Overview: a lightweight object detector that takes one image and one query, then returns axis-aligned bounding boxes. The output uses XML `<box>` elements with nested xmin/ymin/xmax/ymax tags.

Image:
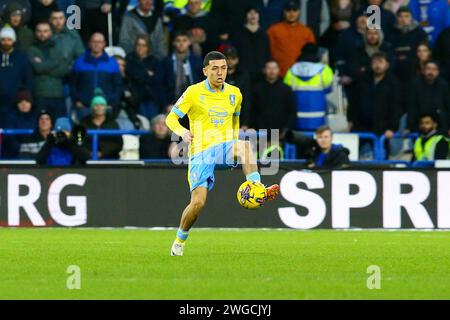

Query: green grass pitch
<box><xmin>0</xmin><ymin>228</ymin><xmax>449</xmax><ymax>299</ymax></box>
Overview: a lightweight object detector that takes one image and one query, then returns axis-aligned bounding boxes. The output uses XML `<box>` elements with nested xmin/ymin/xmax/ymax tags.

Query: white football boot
<box><xmin>170</xmin><ymin>240</ymin><xmax>185</xmax><ymax>256</ymax></box>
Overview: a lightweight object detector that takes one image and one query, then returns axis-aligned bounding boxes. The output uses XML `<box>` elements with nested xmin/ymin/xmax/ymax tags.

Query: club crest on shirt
<box><xmin>229</xmin><ymin>94</ymin><xmax>236</xmax><ymax>106</ymax></box>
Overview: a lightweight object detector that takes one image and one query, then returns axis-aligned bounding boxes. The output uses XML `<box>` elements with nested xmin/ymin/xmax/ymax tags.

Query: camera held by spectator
<box><xmin>36</xmin><ymin>117</ymin><xmax>90</xmax><ymax>166</ymax></box>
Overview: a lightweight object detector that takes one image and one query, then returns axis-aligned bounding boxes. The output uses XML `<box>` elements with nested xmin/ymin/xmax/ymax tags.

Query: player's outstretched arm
<box><xmin>166</xmin><ymin>111</ymin><xmax>193</xmax><ymax>144</ymax></box>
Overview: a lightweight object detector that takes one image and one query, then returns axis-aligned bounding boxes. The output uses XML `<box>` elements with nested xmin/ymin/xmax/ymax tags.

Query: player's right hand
<box><xmin>182</xmin><ymin>130</ymin><xmax>193</xmax><ymax>144</ymax></box>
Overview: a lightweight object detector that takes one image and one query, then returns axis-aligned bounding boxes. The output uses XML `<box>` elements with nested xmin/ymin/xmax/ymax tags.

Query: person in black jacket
<box><xmin>230</xmin><ymin>6</ymin><xmax>270</xmax><ymax>82</ymax></box>
<box><xmin>407</xmin><ymin>60</ymin><xmax>450</xmax><ymax>136</ymax></box>
<box><xmin>125</xmin><ymin>34</ymin><xmax>170</xmax><ymax>121</ymax></box>
<box><xmin>223</xmin><ymin>46</ymin><xmax>251</xmax><ymax>128</ymax></box>
<box><xmin>139</xmin><ymin>114</ymin><xmax>173</xmax><ymax>159</ymax></box>
<box><xmin>433</xmin><ymin>26</ymin><xmax>450</xmax><ymax>84</ymax></box>
<box><xmin>251</xmin><ymin>60</ymin><xmax>295</xmax><ymax>138</ymax></box>
<box><xmin>285</xmin><ymin>125</ymin><xmax>350</xmax><ymax>168</ymax></box>
<box><xmin>389</xmin><ymin>7</ymin><xmax>428</xmax><ymax>83</ymax></box>
<box><xmin>36</xmin><ymin>117</ymin><xmax>90</xmax><ymax>166</ymax></box>
<box><xmin>80</xmin><ymin>94</ymin><xmax>123</xmax><ymax>159</ymax></box>
<box><xmin>350</xmin><ymin>52</ymin><xmax>402</xmax><ymax>137</ymax></box>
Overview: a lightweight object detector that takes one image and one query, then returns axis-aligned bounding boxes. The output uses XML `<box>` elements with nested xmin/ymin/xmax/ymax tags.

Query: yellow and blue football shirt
<box><xmin>171</xmin><ymin>80</ymin><xmax>242</xmax><ymax>156</ymax></box>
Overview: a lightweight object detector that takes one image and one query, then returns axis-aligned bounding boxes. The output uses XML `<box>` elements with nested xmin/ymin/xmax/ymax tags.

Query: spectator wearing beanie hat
<box><xmin>80</xmin><ymin>93</ymin><xmax>123</xmax><ymax>159</ymax></box>
<box><xmin>0</xmin><ymin>26</ymin><xmax>32</xmax><ymax>128</ymax></box>
<box><xmin>18</xmin><ymin>110</ymin><xmax>53</xmax><ymax>159</ymax></box>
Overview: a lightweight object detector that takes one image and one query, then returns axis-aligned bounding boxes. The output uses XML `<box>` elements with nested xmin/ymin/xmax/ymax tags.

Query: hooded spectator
<box><xmin>2</xmin><ymin>2</ymin><xmax>33</xmax><ymax>49</ymax></box>
<box><xmin>0</xmin><ymin>0</ymin><xmax>30</xmax><ymax>24</ymax></box>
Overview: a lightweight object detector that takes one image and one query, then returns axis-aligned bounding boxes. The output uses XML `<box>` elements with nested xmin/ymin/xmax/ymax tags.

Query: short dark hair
<box><xmin>50</xmin><ymin>8</ymin><xmax>65</xmax><ymax>15</ymax></box>
<box><xmin>424</xmin><ymin>59</ymin><xmax>440</xmax><ymax>69</ymax></box>
<box><xmin>396</xmin><ymin>6</ymin><xmax>412</xmax><ymax>16</ymax></box>
<box><xmin>371</xmin><ymin>52</ymin><xmax>389</xmax><ymax>63</ymax></box>
<box><xmin>420</xmin><ymin>112</ymin><xmax>439</xmax><ymax>123</ymax></box>
<box><xmin>203</xmin><ymin>51</ymin><xmax>226</xmax><ymax>67</ymax></box>
<box><xmin>173</xmin><ymin>29</ymin><xmax>190</xmax><ymax>41</ymax></box>
<box><xmin>316</xmin><ymin>125</ymin><xmax>332</xmax><ymax>135</ymax></box>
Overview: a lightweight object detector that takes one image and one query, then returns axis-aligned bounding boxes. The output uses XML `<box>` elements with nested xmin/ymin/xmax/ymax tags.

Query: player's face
<box><xmin>203</xmin><ymin>59</ymin><xmax>228</xmax><ymax>87</ymax></box>
<box><xmin>316</xmin><ymin>130</ymin><xmax>333</xmax><ymax>151</ymax></box>
<box><xmin>419</xmin><ymin>117</ymin><xmax>436</xmax><ymax>134</ymax></box>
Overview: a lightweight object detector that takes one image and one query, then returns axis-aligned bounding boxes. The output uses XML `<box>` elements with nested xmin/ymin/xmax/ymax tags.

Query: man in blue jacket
<box><xmin>409</xmin><ymin>0</ymin><xmax>450</xmax><ymax>44</ymax></box>
<box><xmin>71</xmin><ymin>32</ymin><xmax>123</xmax><ymax>121</ymax></box>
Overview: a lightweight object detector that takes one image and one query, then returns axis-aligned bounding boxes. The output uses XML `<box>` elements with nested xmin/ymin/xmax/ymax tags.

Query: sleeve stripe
<box><xmin>172</xmin><ymin>106</ymin><xmax>186</xmax><ymax>118</ymax></box>
<box><xmin>233</xmin><ymin>112</ymin><xmax>240</xmax><ymax>116</ymax></box>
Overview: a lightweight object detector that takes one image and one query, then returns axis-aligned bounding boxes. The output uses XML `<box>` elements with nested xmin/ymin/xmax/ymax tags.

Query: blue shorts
<box><xmin>188</xmin><ymin>140</ymin><xmax>238</xmax><ymax>191</ymax></box>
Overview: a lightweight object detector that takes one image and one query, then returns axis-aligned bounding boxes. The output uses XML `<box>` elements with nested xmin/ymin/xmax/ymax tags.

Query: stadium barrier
<box><xmin>0</xmin><ymin>163</ymin><xmax>449</xmax><ymax>229</ymax></box>
<box><xmin>0</xmin><ymin>129</ymin><xmax>419</xmax><ymax>162</ymax></box>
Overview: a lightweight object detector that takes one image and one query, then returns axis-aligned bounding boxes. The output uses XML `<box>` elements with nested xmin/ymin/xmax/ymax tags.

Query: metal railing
<box><xmin>0</xmin><ymin>128</ymin><xmax>436</xmax><ymax>166</ymax></box>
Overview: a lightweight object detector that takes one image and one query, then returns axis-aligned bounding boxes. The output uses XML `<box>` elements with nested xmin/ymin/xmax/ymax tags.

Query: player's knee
<box><xmin>190</xmin><ymin>197</ymin><xmax>206</xmax><ymax>211</ymax></box>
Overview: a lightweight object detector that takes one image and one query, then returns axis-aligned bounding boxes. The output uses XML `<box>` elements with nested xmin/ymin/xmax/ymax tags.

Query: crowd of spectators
<box><xmin>0</xmin><ymin>0</ymin><xmax>449</xmax><ymax>163</ymax></box>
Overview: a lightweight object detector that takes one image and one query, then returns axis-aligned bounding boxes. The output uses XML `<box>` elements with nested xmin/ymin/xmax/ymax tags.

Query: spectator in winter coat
<box><xmin>80</xmin><ymin>94</ymin><xmax>123</xmax><ymax>159</ymax></box>
<box><xmin>2</xmin><ymin>89</ymin><xmax>37</xmax><ymax>158</ymax></box>
<box><xmin>389</xmin><ymin>7</ymin><xmax>428</xmax><ymax>82</ymax></box>
<box><xmin>139</xmin><ymin>114</ymin><xmax>173</xmax><ymax>159</ymax></box>
<box><xmin>0</xmin><ymin>0</ymin><xmax>30</xmax><ymax>24</ymax></box>
<box><xmin>231</xmin><ymin>6</ymin><xmax>270</xmax><ymax>82</ymax></box>
<box><xmin>19</xmin><ymin>110</ymin><xmax>53</xmax><ymax>159</ymax></box>
<box><xmin>251</xmin><ymin>60</ymin><xmax>296</xmax><ymax>137</ymax></box>
<box><xmin>49</xmin><ymin>8</ymin><xmax>85</xmax><ymax>68</ymax></box>
<box><xmin>409</xmin><ymin>0</ymin><xmax>450</xmax><ymax>45</ymax></box>
<box><xmin>172</xmin><ymin>0</ymin><xmax>217</xmax><ymax>56</ymax></box>
<box><xmin>28</xmin><ymin>21</ymin><xmax>70</xmax><ymax>119</ymax></box>
<box><xmin>407</xmin><ymin>60</ymin><xmax>450</xmax><ymax>135</ymax></box>
<box><xmin>2</xmin><ymin>2</ymin><xmax>33</xmax><ymax>50</ymax></box>
<box><xmin>29</xmin><ymin>0</ymin><xmax>59</xmax><ymax>30</ymax></box>
<box><xmin>433</xmin><ymin>26</ymin><xmax>450</xmax><ymax>84</ymax></box>
<box><xmin>223</xmin><ymin>46</ymin><xmax>251</xmax><ymax>128</ymax></box>
<box><xmin>284</xmin><ymin>43</ymin><xmax>333</xmax><ymax>131</ymax></box>
<box><xmin>71</xmin><ymin>32</ymin><xmax>123</xmax><ymax>120</ymax></box>
<box><xmin>349</xmin><ymin>52</ymin><xmax>402</xmax><ymax>136</ymax></box>
<box><xmin>162</xmin><ymin>30</ymin><xmax>202</xmax><ymax>102</ymax></box>
<box><xmin>119</xmin><ymin>0</ymin><xmax>167</xmax><ymax>58</ymax></box>
<box><xmin>0</xmin><ymin>27</ymin><xmax>32</xmax><ymax>127</ymax></box>
<box><xmin>126</xmin><ymin>35</ymin><xmax>171</xmax><ymax>120</ymax></box>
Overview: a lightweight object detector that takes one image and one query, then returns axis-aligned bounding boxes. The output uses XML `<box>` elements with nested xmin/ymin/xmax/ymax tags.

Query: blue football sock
<box><xmin>246</xmin><ymin>171</ymin><xmax>261</xmax><ymax>183</ymax></box>
<box><xmin>176</xmin><ymin>228</ymin><xmax>189</xmax><ymax>243</ymax></box>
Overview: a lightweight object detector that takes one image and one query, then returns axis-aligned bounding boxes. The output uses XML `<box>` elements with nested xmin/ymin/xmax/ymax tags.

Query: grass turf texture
<box><xmin>0</xmin><ymin>228</ymin><xmax>449</xmax><ymax>299</ymax></box>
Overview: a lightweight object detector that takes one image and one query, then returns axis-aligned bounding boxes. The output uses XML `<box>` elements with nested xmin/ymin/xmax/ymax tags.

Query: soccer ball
<box><xmin>236</xmin><ymin>181</ymin><xmax>267</xmax><ymax>210</ymax></box>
